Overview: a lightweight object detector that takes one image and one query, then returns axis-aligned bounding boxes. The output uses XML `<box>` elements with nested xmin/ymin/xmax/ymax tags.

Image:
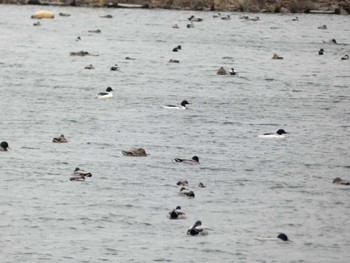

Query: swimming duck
<box><xmin>258</xmin><ymin>129</ymin><xmax>288</xmax><ymax>138</ymax></box>
<box><xmin>100</xmin><ymin>15</ymin><xmax>113</xmax><ymax>18</ymax></box>
<box><xmin>187</xmin><ymin>220</ymin><xmax>208</xmax><ymax>236</ymax></box>
<box><xmin>0</xmin><ymin>141</ymin><xmax>10</xmax><ymax>151</ymax></box>
<box><xmin>177</xmin><ymin>180</ymin><xmax>189</xmax><ymax>186</ymax></box>
<box><xmin>33</xmin><ymin>21</ymin><xmax>41</xmax><ymax>26</ymax></box>
<box><xmin>162</xmin><ymin>100</ymin><xmax>190</xmax><ymax>110</ymax></box>
<box><xmin>169</xmin><ymin>59</ymin><xmax>180</xmax><ymax>63</ymax></box>
<box><xmin>70</xmin><ymin>167</ymin><xmax>92</xmax><ymax>181</ymax></box>
<box><xmin>76</xmin><ymin>36</ymin><xmax>81</xmax><ymax>41</ymax></box>
<box><xmin>250</xmin><ymin>16</ymin><xmax>260</xmax><ymax>21</ymax></box>
<box><xmin>257</xmin><ymin>233</ymin><xmax>292</xmax><ymax>242</ymax></box>
<box><xmin>318</xmin><ymin>48</ymin><xmax>324</xmax><ymax>55</ymax></box>
<box><xmin>88</xmin><ymin>29</ymin><xmax>101</xmax><ymax>33</ymax></box>
<box><xmin>175</xmin><ymin>156</ymin><xmax>199</xmax><ymax>164</ymax></box>
<box><xmin>188</xmin><ymin>15</ymin><xmax>203</xmax><ymax>22</ymax></box>
<box><xmin>322</xmin><ymin>39</ymin><xmax>337</xmax><ymax>44</ymax></box>
<box><xmin>317</xmin><ymin>25</ymin><xmax>327</xmax><ymax>29</ymax></box>
<box><xmin>333</xmin><ymin>177</ymin><xmax>350</xmax><ymax>185</ymax></box>
<box><xmin>272</xmin><ymin>53</ymin><xmax>283</xmax><ymax>60</ymax></box>
<box><xmin>172</xmin><ymin>24</ymin><xmax>179</xmax><ymax>29</ymax></box>
<box><xmin>221</xmin><ymin>15</ymin><xmax>231</xmax><ymax>20</ymax></box>
<box><xmin>341</xmin><ymin>55</ymin><xmax>349</xmax><ymax>60</ymax></box>
<box><xmin>84</xmin><ymin>64</ymin><xmax>95</xmax><ymax>70</ymax></box>
<box><xmin>122</xmin><ymin>148</ymin><xmax>147</xmax><ymax>157</ymax></box>
<box><xmin>198</xmin><ymin>182</ymin><xmax>206</xmax><ymax>188</ymax></box>
<box><xmin>125</xmin><ymin>57</ymin><xmax>136</xmax><ymax>60</ymax></box>
<box><xmin>292</xmin><ymin>16</ymin><xmax>299</xmax><ymax>21</ymax></box>
<box><xmin>96</xmin><ymin>87</ymin><xmax>113</xmax><ymax>99</ymax></box>
<box><xmin>168</xmin><ymin>206</ymin><xmax>186</xmax><ymax>219</ymax></box>
<box><xmin>52</xmin><ymin>134</ymin><xmax>68</xmax><ymax>143</ymax></box>
<box><xmin>213</xmin><ymin>13</ymin><xmax>221</xmax><ymax>18</ymax></box>
<box><xmin>187</xmin><ymin>22</ymin><xmax>194</xmax><ymax>28</ymax></box>
<box><xmin>59</xmin><ymin>12</ymin><xmax>71</xmax><ymax>17</ymax></box>
<box><xmin>239</xmin><ymin>15</ymin><xmax>249</xmax><ymax>20</ymax></box>
<box><xmin>110</xmin><ymin>64</ymin><xmax>119</xmax><ymax>71</ymax></box>
<box><xmin>172</xmin><ymin>45</ymin><xmax>182</xmax><ymax>52</ymax></box>
<box><xmin>229</xmin><ymin>68</ymin><xmax>237</xmax><ymax>75</ymax></box>
<box><xmin>217</xmin><ymin>67</ymin><xmax>228</xmax><ymax>75</ymax></box>
<box><xmin>179</xmin><ymin>187</ymin><xmax>195</xmax><ymax>197</ymax></box>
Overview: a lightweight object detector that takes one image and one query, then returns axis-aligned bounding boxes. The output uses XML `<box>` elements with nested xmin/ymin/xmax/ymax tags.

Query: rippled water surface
<box><xmin>1</xmin><ymin>4</ymin><xmax>350</xmax><ymax>262</ymax></box>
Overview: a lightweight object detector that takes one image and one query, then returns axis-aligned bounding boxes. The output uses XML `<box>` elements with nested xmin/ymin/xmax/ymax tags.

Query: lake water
<box><xmin>0</xmin><ymin>4</ymin><xmax>350</xmax><ymax>262</ymax></box>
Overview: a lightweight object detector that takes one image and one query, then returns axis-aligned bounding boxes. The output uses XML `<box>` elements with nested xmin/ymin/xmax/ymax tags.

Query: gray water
<box><xmin>1</xmin><ymin>4</ymin><xmax>350</xmax><ymax>262</ymax></box>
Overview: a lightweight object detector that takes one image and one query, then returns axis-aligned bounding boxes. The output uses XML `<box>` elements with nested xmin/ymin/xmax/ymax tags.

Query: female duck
<box><xmin>70</xmin><ymin>167</ymin><xmax>92</xmax><ymax>181</ymax></box>
<box><xmin>258</xmin><ymin>129</ymin><xmax>288</xmax><ymax>138</ymax></box>
<box><xmin>163</xmin><ymin>100</ymin><xmax>190</xmax><ymax>110</ymax></box>
<box><xmin>179</xmin><ymin>187</ymin><xmax>195</xmax><ymax>197</ymax></box>
<box><xmin>122</xmin><ymin>148</ymin><xmax>147</xmax><ymax>157</ymax></box>
<box><xmin>96</xmin><ymin>87</ymin><xmax>113</xmax><ymax>99</ymax></box>
<box><xmin>333</xmin><ymin>177</ymin><xmax>350</xmax><ymax>185</ymax></box>
<box><xmin>168</xmin><ymin>206</ymin><xmax>186</xmax><ymax>219</ymax></box>
<box><xmin>187</xmin><ymin>220</ymin><xmax>208</xmax><ymax>236</ymax></box>
<box><xmin>175</xmin><ymin>156</ymin><xmax>199</xmax><ymax>164</ymax></box>
<box><xmin>0</xmin><ymin>141</ymin><xmax>10</xmax><ymax>151</ymax></box>
<box><xmin>53</xmin><ymin>134</ymin><xmax>68</xmax><ymax>143</ymax></box>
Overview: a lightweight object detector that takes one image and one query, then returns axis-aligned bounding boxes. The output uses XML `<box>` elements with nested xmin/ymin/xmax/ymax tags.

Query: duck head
<box><xmin>276</xmin><ymin>129</ymin><xmax>288</xmax><ymax>135</ymax></box>
<box><xmin>106</xmin><ymin>87</ymin><xmax>113</xmax><ymax>92</ymax></box>
<box><xmin>1</xmin><ymin>141</ymin><xmax>9</xmax><ymax>150</ymax></box>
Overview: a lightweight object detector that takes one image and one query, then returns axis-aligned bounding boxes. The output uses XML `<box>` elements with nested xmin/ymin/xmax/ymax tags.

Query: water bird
<box><xmin>333</xmin><ymin>177</ymin><xmax>350</xmax><ymax>185</ymax></box>
<box><xmin>172</xmin><ymin>45</ymin><xmax>182</xmax><ymax>52</ymax></box>
<box><xmin>318</xmin><ymin>25</ymin><xmax>327</xmax><ymax>29</ymax></box>
<box><xmin>179</xmin><ymin>187</ymin><xmax>195</xmax><ymax>197</ymax></box>
<box><xmin>198</xmin><ymin>182</ymin><xmax>206</xmax><ymax>188</ymax></box>
<box><xmin>96</xmin><ymin>87</ymin><xmax>113</xmax><ymax>99</ymax></box>
<box><xmin>341</xmin><ymin>55</ymin><xmax>349</xmax><ymax>60</ymax></box>
<box><xmin>187</xmin><ymin>22</ymin><xmax>194</xmax><ymax>28</ymax></box>
<box><xmin>59</xmin><ymin>12</ymin><xmax>71</xmax><ymax>17</ymax></box>
<box><xmin>221</xmin><ymin>15</ymin><xmax>231</xmax><ymax>20</ymax></box>
<box><xmin>177</xmin><ymin>180</ymin><xmax>188</xmax><ymax>186</ymax></box>
<box><xmin>33</xmin><ymin>21</ymin><xmax>41</xmax><ymax>26</ymax></box>
<box><xmin>229</xmin><ymin>68</ymin><xmax>237</xmax><ymax>75</ymax></box>
<box><xmin>322</xmin><ymin>39</ymin><xmax>337</xmax><ymax>44</ymax></box>
<box><xmin>125</xmin><ymin>57</ymin><xmax>136</xmax><ymax>60</ymax></box>
<box><xmin>172</xmin><ymin>24</ymin><xmax>179</xmax><ymax>29</ymax></box>
<box><xmin>258</xmin><ymin>129</ymin><xmax>288</xmax><ymax>138</ymax></box>
<box><xmin>70</xmin><ymin>167</ymin><xmax>92</xmax><ymax>181</ymax></box>
<box><xmin>168</xmin><ymin>206</ymin><xmax>186</xmax><ymax>219</ymax></box>
<box><xmin>100</xmin><ymin>15</ymin><xmax>112</xmax><ymax>18</ymax></box>
<box><xmin>169</xmin><ymin>59</ymin><xmax>180</xmax><ymax>63</ymax></box>
<box><xmin>213</xmin><ymin>13</ymin><xmax>221</xmax><ymax>18</ymax></box>
<box><xmin>88</xmin><ymin>29</ymin><xmax>101</xmax><ymax>33</ymax></box>
<box><xmin>188</xmin><ymin>15</ymin><xmax>203</xmax><ymax>22</ymax></box>
<box><xmin>0</xmin><ymin>141</ymin><xmax>10</xmax><ymax>151</ymax></box>
<box><xmin>52</xmin><ymin>134</ymin><xmax>68</xmax><ymax>143</ymax></box>
<box><xmin>162</xmin><ymin>100</ymin><xmax>190</xmax><ymax>110</ymax></box>
<box><xmin>187</xmin><ymin>220</ymin><xmax>208</xmax><ymax>236</ymax></box>
<box><xmin>272</xmin><ymin>53</ymin><xmax>283</xmax><ymax>60</ymax></box>
<box><xmin>318</xmin><ymin>48</ymin><xmax>324</xmax><ymax>55</ymax></box>
<box><xmin>257</xmin><ymin>233</ymin><xmax>292</xmax><ymax>242</ymax></box>
<box><xmin>217</xmin><ymin>67</ymin><xmax>228</xmax><ymax>75</ymax></box>
<box><xmin>292</xmin><ymin>16</ymin><xmax>299</xmax><ymax>21</ymax></box>
<box><xmin>84</xmin><ymin>64</ymin><xmax>95</xmax><ymax>70</ymax></box>
<box><xmin>122</xmin><ymin>148</ymin><xmax>147</xmax><ymax>157</ymax></box>
<box><xmin>175</xmin><ymin>156</ymin><xmax>199</xmax><ymax>164</ymax></box>
<box><xmin>110</xmin><ymin>64</ymin><xmax>119</xmax><ymax>71</ymax></box>
<box><xmin>76</xmin><ymin>36</ymin><xmax>81</xmax><ymax>41</ymax></box>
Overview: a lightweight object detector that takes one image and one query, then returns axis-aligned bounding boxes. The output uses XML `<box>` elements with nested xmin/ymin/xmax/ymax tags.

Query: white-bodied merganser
<box><xmin>258</xmin><ymin>129</ymin><xmax>288</xmax><ymax>138</ymax></box>
<box><xmin>96</xmin><ymin>87</ymin><xmax>113</xmax><ymax>99</ymax></box>
<box><xmin>163</xmin><ymin>100</ymin><xmax>190</xmax><ymax>110</ymax></box>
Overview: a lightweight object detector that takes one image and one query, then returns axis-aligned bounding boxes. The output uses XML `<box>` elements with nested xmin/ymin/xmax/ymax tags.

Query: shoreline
<box><xmin>0</xmin><ymin>0</ymin><xmax>349</xmax><ymax>15</ymax></box>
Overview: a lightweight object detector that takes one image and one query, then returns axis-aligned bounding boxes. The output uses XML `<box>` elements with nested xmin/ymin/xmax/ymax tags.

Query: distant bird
<box><xmin>0</xmin><ymin>141</ymin><xmax>10</xmax><ymax>151</ymax></box>
<box><xmin>213</xmin><ymin>13</ymin><xmax>221</xmax><ymax>18</ymax></box>
<box><xmin>221</xmin><ymin>15</ymin><xmax>231</xmax><ymax>20</ymax></box>
<box><xmin>52</xmin><ymin>134</ymin><xmax>68</xmax><ymax>143</ymax></box>
<box><xmin>175</xmin><ymin>156</ymin><xmax>199</xmax><ymax>164</ymax></box>
<box><xmin>122</xmin><ymin>148</ymin><xmax>147</xmax><ymax>157</ymax></box>
<box><xmin>162</xmin><ymin>100</ymin><xmax>190</xmax><ymax>110</ymax></box>
<box><xmin>84</xmin><ymin>64</ymin><xmax>95</xmax><ymax>70</ymax></box>
<box><xmin>76</xmin><ymin>36</ymin><xmax>81</xmax><ymax>41</ymax></box>
<box><xmin>100</xmin><ymin>15</ymin><xmax>112</xmax><ymax>18</ymax></box>
<box><xmin>96</xmin><ymin>87</ymin><xmax>113</xmax><ymax>99</ymax></box>
<box><xmin>88</xmin><ymin>29</ymin><xmax>101</xmax><ymax>33</ymax></box>
<box><xmin>187</xmin><ymin>220</ymin><xmax>208</xmax><ymax>236</ymax></box>
<box><xmin>272</xmin><ymin>53</ymin><xmax>284</xmax><ymax>60</ymax></box>
<box><xmin>179</xmin><ymin>187</ymin><xmax>195</xmax><ymax>197</ymax></box>
<box><xmin>177</xmin><ymin>180</ymin><xmax>188</xmax><ymax>186</ymax></box>
<box><xmin>187</xmin><ymin>22</ymin><xmax>194</xmax><ymax>28</ymax></box>
<box><xmin>292</xmin><ymin>16</ymin><xmax>299</xmax><ymax>21</ymax></box>
<box><xmin>229</xmin><ymin>68</ymin><xmax>237</xmax><ymax>75</ymax></box>
<box><xmin>59</xmin><ymin>12</ymin><xmax>71</xmax><ymax>17</ymax></box>
<box><xmin>70</xmin><ymin>167</ymin><xmax>92</xmax><ymax>181</ymax></box>
<box><xmin>341</xmin><ymin>55</ymin><xmax>349</xmax><ymax>60</ymax></box>
<box><xmin>322</xmin><ymin>39</ymin><xmax>337</xmax><ymax>44</ymax></box>
<box><xmin>169</xmin><ymin>59</ymin><xmax>180</xmax><ymax>63</ymax></box>
<box><xmin>110</xmin><ymin>64</ymin><xmax>119</xmax><ymax>71</ymax></box>
<box><xmin>317</xmin><ymin>25</ymin><xmax>327</xmax><ymax>29</ymax></box>
<box><xmin>217</xmin><ymin>67</ymin><xmax>228</xmax><ymax>75</ymax></box>
<box><xmin>168</xmin><ymin>206</ymin><xmax>186</xmax><ymax>219</ymax></box>
<box><xmin>198</xmin><ymin>182</ymin><xmax>206</xmax><ymax>188</ymax></box>
<box><xmin>333</xmin><ymin>177</ymin><xmax>350</xmax><ymax>185</ymax></box>
<box><xmin>318</xmin><ymin>48</ymin><xmax>324</xmax><ymax>55</ymax></box>
<box><xmin>258</xmin><ymin>129</ymin><xmax>288</xmax><ymax>138</ymax></box>
<box><xmin>125</xmin><ymin>57</ymin><xmax>136</xmax><ymax>60</ymax></box>
<box><xmin>172</xmin><ymin>24</ymin><xmax>179</xmax><ymax>29</ymax></box>
<box><xmin>257</xmin><ymin>233</ymin><xmax>292</xmax><ymax>242</ymax></box>
<box><xmin>33</xmin><ymin>21</ymin><xmax>41</xmax><ymax>26</ymax></box>
<box><xmin>172</xmin><ymin>45</ymin><xmax>182</xmax><ymax>52</ymax></box>
<box><xmin>188</xmin><ymin>15</ymin><xmax>203</xmax><ymax>22</ymax></box>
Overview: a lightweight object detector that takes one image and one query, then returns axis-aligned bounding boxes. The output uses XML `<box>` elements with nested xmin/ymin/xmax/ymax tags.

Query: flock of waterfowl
<box><xmin>2</xmin><ymin>8</ymin><xmax>349</xmax><ymax>243</ymax></box>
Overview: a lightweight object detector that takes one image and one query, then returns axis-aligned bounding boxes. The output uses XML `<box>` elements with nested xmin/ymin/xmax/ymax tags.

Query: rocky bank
<box><xmin>0</xmin><ymin>0</ymin><xmax>349</xmax><ymax>14</ymax></box>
